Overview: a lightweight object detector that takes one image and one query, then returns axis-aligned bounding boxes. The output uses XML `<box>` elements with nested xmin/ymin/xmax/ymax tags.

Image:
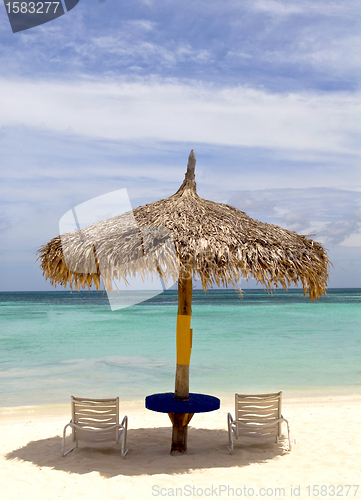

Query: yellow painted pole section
<box><xmin>176</xmin><ymin>314</ymin><xmax>192</xmax><ymax>365</ymax></box>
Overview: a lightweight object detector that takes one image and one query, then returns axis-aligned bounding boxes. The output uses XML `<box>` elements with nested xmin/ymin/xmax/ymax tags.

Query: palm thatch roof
<box><xmin>37</xmin><ymin>150</ymin><xmax>331</xmax><ymax>300</ymax></box>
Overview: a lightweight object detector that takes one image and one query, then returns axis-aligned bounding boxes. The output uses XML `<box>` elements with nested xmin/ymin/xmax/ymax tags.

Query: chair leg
<box><xmin>120</xmin><ymin>416</ymin><xmax>128</xmax><ymax>458</ymax></box>
<box><xmin>62</xmin><ymin>446</ymin><xmax>74</xmax><ymax>457</ymax></box>
<box><xmin>227</xmin><ymin>413</ymin><xmax>234</xmax><ymax>454</ymax></box>
<box><xmin>62</xmin><ymin>423</ymin><xmax>75</xmax><ymax>456</ymax></box>
<box><xmin>279</xmin><ymin>418</ymin><xmax>292</xmax><ymax>451</ymax></box>
<box><xmin>286</xmin><ymin>419</ymin><xmax>292</xmax><ymax>451</ymax></box>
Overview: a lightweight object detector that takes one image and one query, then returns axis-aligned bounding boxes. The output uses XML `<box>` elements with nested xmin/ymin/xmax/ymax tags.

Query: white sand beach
<box><xmin>1</xmin><ymin>395</ymin><xmax>360</xmax><ymax>500</ymax></box>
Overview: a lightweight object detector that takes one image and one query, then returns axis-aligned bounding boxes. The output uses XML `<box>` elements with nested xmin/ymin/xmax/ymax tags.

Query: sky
<box><xmin>0</xmin><ymin>0</ymin><xmax>360</xmax><ymax>291</ymax></box>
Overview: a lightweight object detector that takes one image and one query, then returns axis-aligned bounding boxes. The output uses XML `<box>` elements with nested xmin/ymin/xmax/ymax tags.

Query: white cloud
<box><xmin>124</xmin><ymin>19</ymin><xmax>156</xmax><ymax>32</ymax></box>
<box><xmin>259</xmin><ymin>34</ymin><xmax>361</xmax><ymax>75</ymax></box>
<box><xmin>228</xmin><ymin>188</ymin><xmax>361</xmax><ymax>245</ymax></box>
<box><xmin>228</xmin><ymin>0</ymin><xmax>361</xmax><ymax>81</ymax></box>
<box><xmin>0</xmin><ymin>77</ymin><xmax>359</xmax><ymax>155</ymax></box>
<box><xmin>317</xmin><ymin>207</ymin><xmax>361</xmax><ymax>246</ymax></box>
<box><xmin>228</xmin><ymin>191</ymin><xmax>277</xmax><ymax>215</ymax></box>
<box><xmin>250</xmin><ymin>0</ymin><xmax>360</xmax><ymax>17</ymax></box>
<box><xmin>341</xmin><ymin>233</ymin><xmax>361</xmax><ymax>247</ymax></box>
<box><xmin>79</xmin><ymin>36</ymin><xmax>211</xmax><ymax>68</ymax></box>
<box><xmin>281</xmin><ymin>211</ymin><xmax>311</xmax><ymax>232</ymax></box>
<box><xmin>251</xmin><ymin>0</ymin><xmax>304</xmax><ymax>16</ymax></box>
<box><xmin>317</xmin><ymin>220</ymin><xmax>360</xmax><ymax>245</ymax></box>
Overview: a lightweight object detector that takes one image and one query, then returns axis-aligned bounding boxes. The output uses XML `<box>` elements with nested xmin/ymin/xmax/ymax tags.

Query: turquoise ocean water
<box><xmin>0</xmin><ymin>289</ymin><xmax>360</xmax><ymax>407</ymax></box>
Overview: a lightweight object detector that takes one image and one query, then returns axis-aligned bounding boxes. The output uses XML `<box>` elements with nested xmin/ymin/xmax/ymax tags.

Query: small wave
<box><xmin>0</xmin><ymin>366</ymin><xmax>59</xmax><ymax>378</ymax></box>
<box><xmin>60</xmin><ymin>355</ymin><xmax>168</xmax><ymax>367</ymax></box>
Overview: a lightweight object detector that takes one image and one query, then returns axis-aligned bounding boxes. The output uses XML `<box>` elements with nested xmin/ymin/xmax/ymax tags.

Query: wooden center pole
<box><xmin>171</xmin><ymin>267</ymin><xmax>193</xmax><ymax>454</ymax></box>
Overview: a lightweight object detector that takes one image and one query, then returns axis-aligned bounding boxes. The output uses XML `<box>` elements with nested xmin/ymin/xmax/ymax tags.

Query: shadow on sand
<box><xmin>5</xmin><ymin>426</ymin><xmax>290</xmax><ymax>478</ymax></box>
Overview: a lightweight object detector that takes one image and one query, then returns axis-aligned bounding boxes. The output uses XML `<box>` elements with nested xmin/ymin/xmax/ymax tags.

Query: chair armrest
<box><xmin>228</xmin><ymin>413</ymin><xmax>236</xmax><ymax>435</ymax></box>
<box><xmin>66</xmin><ymin>423</ymin><xmax>121</xmax><ymax>433</ymax></box>
<box><xmin>236</xmin><ymin>417</ymin><xmax>286</xmax><ymax>429</ymax></box>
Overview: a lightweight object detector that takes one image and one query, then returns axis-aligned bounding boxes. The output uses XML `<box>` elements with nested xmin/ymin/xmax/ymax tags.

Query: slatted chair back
<box><xmin>71</xmin><ymin>396</ymin><xmax>120</xmax><ymax>443</ymax></box>
<box><xmin>62</xmin><ymin>396</ymin><xmax>128</xmax><ymax>457</ymax></box>
<box><xmin>234</xmin><ymin>392</ymin><xmax>282</xmax><ymax>440</ymax></box>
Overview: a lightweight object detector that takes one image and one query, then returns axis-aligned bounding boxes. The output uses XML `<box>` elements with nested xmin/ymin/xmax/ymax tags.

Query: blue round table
<box><xmin>146</xmin><ymin>392</ymin><xmax>220</xmax><ymax>414</ymax></box>
<box><xmin>145</xmin><ymin>392</ymin><xmax>220</xmax><ymax>428</ymax></box>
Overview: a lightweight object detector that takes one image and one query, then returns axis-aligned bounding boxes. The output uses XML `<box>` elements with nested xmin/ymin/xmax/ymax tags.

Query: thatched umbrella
<box><xmin>37</xmin><ymin>150</ymin><xmax>330</xmax><ymax>453</ymax></box>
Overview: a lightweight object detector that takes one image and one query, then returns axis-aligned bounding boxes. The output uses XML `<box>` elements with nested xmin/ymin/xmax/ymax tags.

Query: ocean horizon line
<box><xmin>1</xmin><ymin>287</ymin><xmax>360</xmax><ymax>293</ymax></box>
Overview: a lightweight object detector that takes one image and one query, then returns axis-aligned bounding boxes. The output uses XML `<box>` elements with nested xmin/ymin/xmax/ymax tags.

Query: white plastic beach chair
<box><xmin>227</xmin><ymin>392</ymin><xmax>292</xmax><ymax>453</ymax></box>
<box><xmin>62</xmin><ymin>396</ymin><xmax>128</xmax><ymax>457</ymax></box>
